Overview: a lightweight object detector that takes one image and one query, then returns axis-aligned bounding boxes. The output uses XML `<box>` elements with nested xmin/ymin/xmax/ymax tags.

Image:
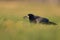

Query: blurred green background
<box><xmin>0</xmin><ymin>1</ymin><xmax>60</xmax><ymax>40</ymax></box>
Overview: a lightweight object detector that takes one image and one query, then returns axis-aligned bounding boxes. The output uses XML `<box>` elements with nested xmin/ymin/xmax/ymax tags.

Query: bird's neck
<box><xmin>29</xmin><ymin>16</ymin><xmax>35</xmax><ymax>20</ymax></box>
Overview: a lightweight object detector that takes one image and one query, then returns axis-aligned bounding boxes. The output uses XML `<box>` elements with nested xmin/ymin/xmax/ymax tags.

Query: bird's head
<box><xmin>28</xmin><ymin>14</ymin><xmax>34</xmax><ymax>17</ymax></box>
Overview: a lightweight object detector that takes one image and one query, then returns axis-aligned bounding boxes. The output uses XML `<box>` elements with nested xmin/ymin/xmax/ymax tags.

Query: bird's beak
<box><xmin>27</xmin><ymin>15</ymin><xmax>29</xmax><ymax>17</ymax></box>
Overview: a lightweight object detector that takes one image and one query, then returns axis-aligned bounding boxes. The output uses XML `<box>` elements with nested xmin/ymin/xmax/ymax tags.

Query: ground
<box><xmin>0</xmin><ymin>1</ymin><xmax>60</xmax><ymax>40</ymax></box>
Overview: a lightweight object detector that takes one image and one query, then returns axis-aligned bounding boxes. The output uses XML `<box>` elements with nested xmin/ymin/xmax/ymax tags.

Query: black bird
<box><xmin>28</xmin><ymin>14</ymin><xmax>57</xmax><ymax>25</ymax></box>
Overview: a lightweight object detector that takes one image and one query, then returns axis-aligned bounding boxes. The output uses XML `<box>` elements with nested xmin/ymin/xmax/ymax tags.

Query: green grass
<box><xmin>0</xmin><ymin>2</ymin><xmax>60</xmax><ymax>40</ymax></box>
<box><xmin>0</xmin><ymin>15</ymin><xmax>60</xmax><ymax>40</ymax></box>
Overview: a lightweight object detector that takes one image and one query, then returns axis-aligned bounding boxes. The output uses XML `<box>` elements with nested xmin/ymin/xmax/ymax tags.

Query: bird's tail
<box><xmin>48</xmin><ymin>21</ymin><xmax>57</xmax><ymax>25</ymax></box>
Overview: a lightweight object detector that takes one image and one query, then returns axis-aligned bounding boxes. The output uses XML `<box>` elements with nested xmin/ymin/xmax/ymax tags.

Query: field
<box><xmin>0</xmin><ymin>1</ymin><xmax>60</xmax><ymax>40</ymax></box>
